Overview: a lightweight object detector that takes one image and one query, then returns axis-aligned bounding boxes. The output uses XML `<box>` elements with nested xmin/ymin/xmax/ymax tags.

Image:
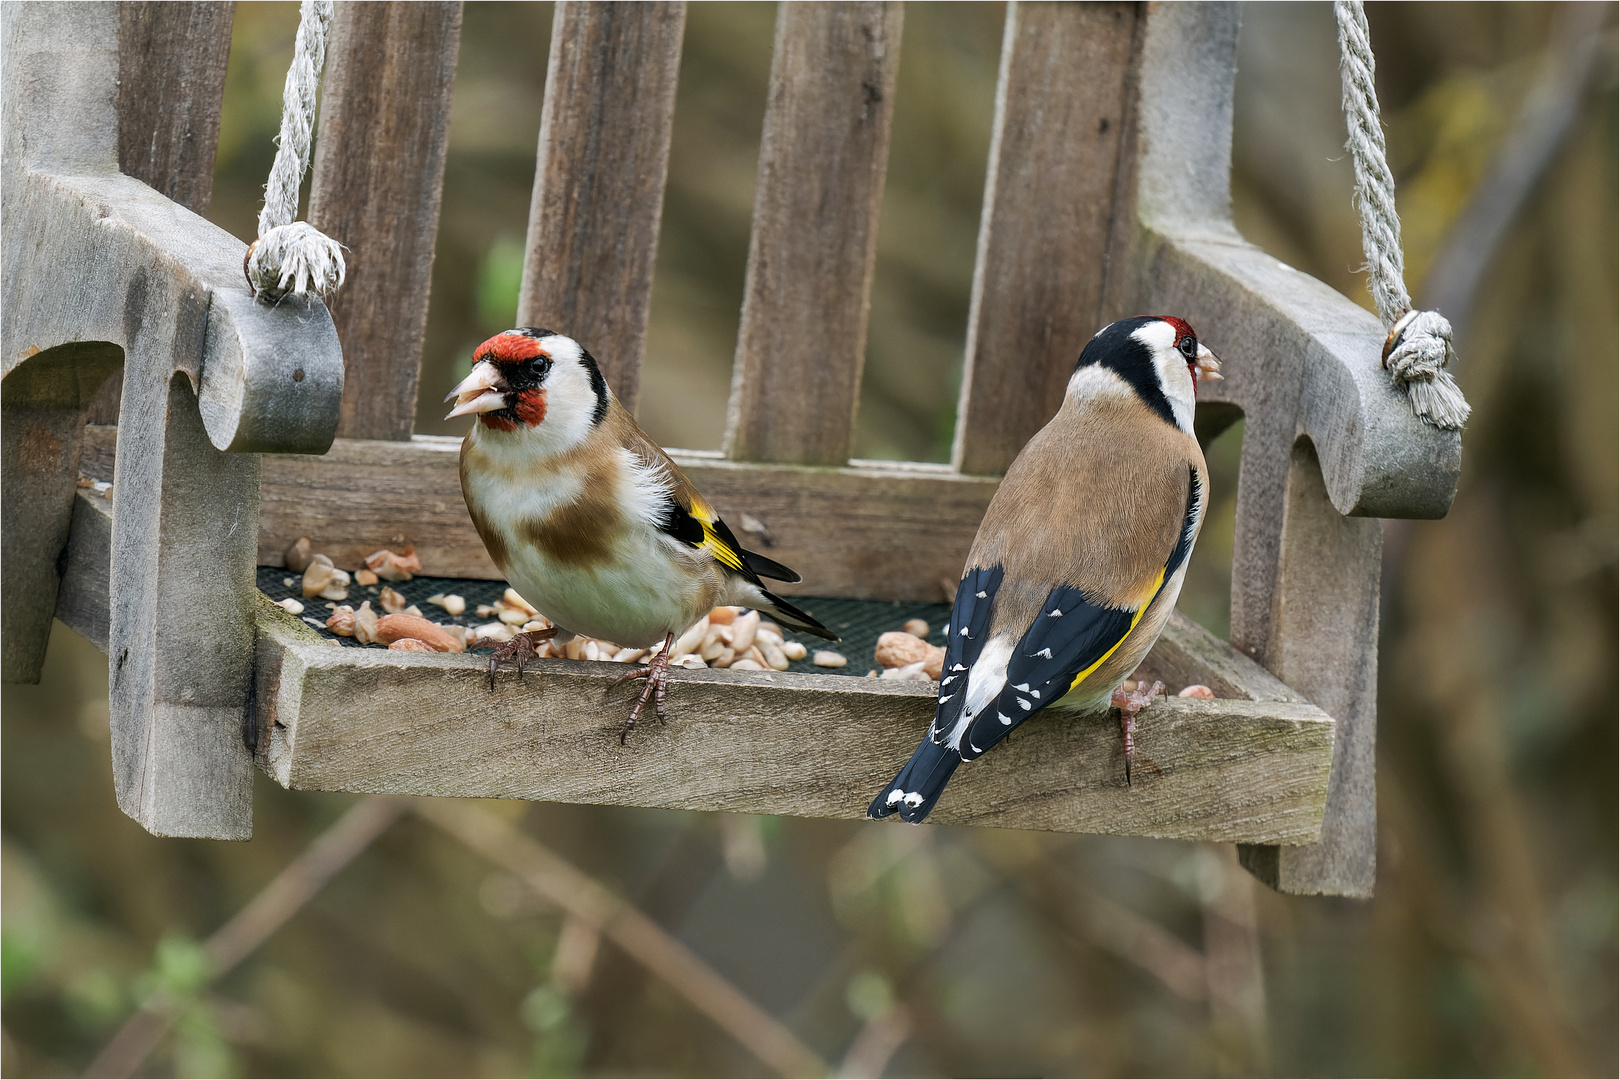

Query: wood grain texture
<box><xmin>723</xmin><ymin>2</ymin><xmax>902</xmax><ymax>466</ymax></box>
<box><xmin>309</xmin><ymin>1</ymin><xmax>463</xmax><ymax>442</ymax></box>
<box><xmin>55</xmin><ymin>489</ymin><xmax>115</xmax><ymax>654</ymax></box>
<box><xmin>951</xmin><ymin>1</ymin><xmax>1140</xmax><ymax>477</ymax></box>
<box><xmin>258</xmin><ymin>637</ymin><xmax>1332</xmax><ymax>844</ymax></box>
<box><xmin>2</xmin><ymin>346</ymin><xmax>122</xmax><ymax>681</ymax></box>
<box><xmin>518</xmin><ymin>1</ymin><xmax>685</xmax><ymax>416</ymax></box>
<box><xmin>80</xmin><ymin>428</ymin><xmax>1001</xmax><ymax>602</ymax></box>
<box><xmin>90</xmin><ymin>0</ymin><xmax>236</xmax><ymax>426</ymax></box>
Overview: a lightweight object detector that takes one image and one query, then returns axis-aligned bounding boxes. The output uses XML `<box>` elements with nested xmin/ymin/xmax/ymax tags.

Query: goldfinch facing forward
<box><xmin>869</xmin><ymin>316</ymin><xmax>1222</xmax><ymax>823</ymax></box>
<box><xmin>449</xmin><ymin>328</ymin><xmax>835</xmax><ymax>735</ymax></box>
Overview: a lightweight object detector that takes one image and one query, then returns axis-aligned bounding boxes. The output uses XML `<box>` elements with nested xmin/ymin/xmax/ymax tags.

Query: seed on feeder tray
<box><xmin>283</xmin><ymin>577</ymin><xmax>295</xmax><ymax>588</ymax></box>
<box><xmin>708</xmin><ymin>606</ymin><xmax>740</xmax><ymax>626</ymax></box>
<box><xmin>300</xmin><ymin>554</ymin><xmax>342</xmax><ymax>597</ymax></box>
<box><xmin>613</xmin><ymin>647</ymin><xmax>645</xmax><ymax>664</ymax></box>
<box><xmin>1121</xmin><ymin>679</ymin><xmax>1137</xmax><ymax>693</ymax></box>
<box><xmin>758</xmin><ymin>620</ymin><xmax>783</xmax><ymax>640</ymax></box>
<box><xmin>427</xmin><ymin>593</ymin><xmax>466</xmax><ymax>617</ymax></box>
<box><xmin>476</xmin><ymin>604</ymin><xmax>497</xmax><ymax>619</ymax></box>
<box><xmin>672</xmin><ymin>653</ymin><xmax>707</xmax><ymax>669</ymax></box>
<box><xmin>374</xmin><ymin>614</ymin><xmax>464</xmax><ymax>653</ymax></box>
<box><xmin>327</xmin><ymin>606</ymin><xmax>357</xmax><ymax>635</ymax></box>
<box><xmin>284</xmin><ymin>536</ymin><xmax>313</xmax><ymax>573</ymax></box>
<box><xmin>502</xmin><ymin>588</ymin><xmax>539</xmax><ymax>616</ymax></box>
<box><xmin>813</xmin><ymin>650</ymin><xmax>847</xmax><ymax>668</ymax></box>
<box><xmin>520</xmin><ymin>620</ymin><xmax>549</xmax><ymax>634</ymax></box>
<box><xmin>379</xmin><ymin>586</ymin><xmax>408</xmax><ymax>614</ymax></box>
<box><xmin>729</xmin><ymin>659</ymin><xmax>764</xmax><ymax>671</ymax></box>
<box><xmin>496</xmin><ymin>602</ymin><xmax>531</xmax><ymax>625</ymax></box>
<box><xmin>672</xmin><ymin>616</ymin><xmax>709</xmax><ymax>657</ymax></box>
<box><xmin>730</xmin><ymin>610</ymin><xmax>761</xmax><ymax>652</ymax></box>
<box><xmin>354</xmin><ymin>568</ymin><xmax>379</xmax><ymax>586</ymax></box>
<box><xmin>881</xmin><ymin>660</ymin><xmax>930</xmax><ymax>682</ymax></box>
<box><xmin>351</xmin><ymin>601</ymin><xmax>381</xmax><ymax>645</ymax></box>
<box><xmin>388</xmin><ymin>638</ymin><xmax>435</xmax><ymax>652</ymax></box>
<box><xmin>1178</xmin><ymin>684</ymin><xmax>1214</xmax><ymax>698</ymax></box>
<box><xmin>780</xmin><ymin>640</ymin><xmax>807</xmax><ymax>661</ymax></box>
<box><xmin>903</xmin><ymin>618</ymin><xmax>930</xmax><ymax>638</ymax></box>
<box><xmin>277</xmin><ymin>598</ymin><xmax>305</xmax><ymax>615</ymax></box>
<box><xmin>364</xmin><ymin>546</ymin><xmax>422</xmax><ymax>582</ymax></box>
<box><xmin>921</xmin><ymin>645</ymin><xmax>945</xmax><ymax>680</ymax></box>
<box><xmin>758</xmin><ymin>637</ymin><xmax>790</xmax><ymax>671</ymax></box>
<box><xmin>473</xmin><ymin>622</ymin><xmax>515</xmax><ymax>643</ymax></box>
<box><xmin>699</xmin><ymin>634</ymin><xmax>728</xmax><ymax>662</ymax></box>
<box><xmin>712</xmin><ymin>647</ymin><xmax>736</xmax><ymax>668</ymax></box>
<box><xmin>874</xmin><ymin>631</ymin><xmax>929</xmax><ymax>670</ymax></box>
<box><xmin>745</xmin><ymin>645</ymin><xmax>768</xmax><ymax>669</ymax></box>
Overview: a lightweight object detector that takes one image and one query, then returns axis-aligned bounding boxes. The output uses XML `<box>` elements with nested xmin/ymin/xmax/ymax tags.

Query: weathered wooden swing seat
<box><xmin>2</xmin><ymin>1</ymin><xmax>1460</xmax><ymax>898</ymax></box>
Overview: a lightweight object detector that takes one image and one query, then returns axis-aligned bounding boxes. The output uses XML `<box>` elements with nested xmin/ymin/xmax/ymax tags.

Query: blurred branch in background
<box><xmin>85</xmin><ymin>797</ymin><xmax>408</xmax><ymax>1078</ymax></box>
<box><xmin>416</xmin><ymin>800</ymin><xmax>829</xmax><ymax>1078</ymax></box>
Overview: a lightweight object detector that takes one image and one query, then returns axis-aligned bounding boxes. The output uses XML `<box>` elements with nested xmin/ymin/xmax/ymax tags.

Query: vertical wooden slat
<box><xmin>89</xmin><ymin>1</ymin><xmax>236</xmax><ymax>427</ymax></box>
<box><xmin>951</xmin><ymin>1</ymin><xmax>1139</xmax><ymax>477</ymax></box>
<box><xmin>723</xmin><ymin>1</ymin><xmax>903</xmax><ymax>467</ymax></box>
<box><xmin>518</xmin><ymin>1</ymin><xmax>686</xmax><ymax>417</ymax></box>
<box><xmin>309</xmin><ymin>1</ymin><xmax>463</xmax><ymax>442</ymax></box>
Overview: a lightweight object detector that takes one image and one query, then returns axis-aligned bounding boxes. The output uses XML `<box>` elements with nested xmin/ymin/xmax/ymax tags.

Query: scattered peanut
<box><xmin>427</xmin><ymin>593</ymin><xmax>466</xmax><ymax>617</ymax></box>
<box><xmin>729</xmin><ymin>659</ymin><xmax>764</xmax><ymax>671</ymax></box>
<box><xmin>352</xmin><ymin>601</ymin><xmax>380</xmax><ymax>645</ymax></box>
<box><xmin>502</xmin><ymin>588</ymin><xmax>539</xmax><ymax>616</ymax></box>
<box><xmin>730</xmin><ymin>610</ymin><xmax>761</xmax><ymax>652</ymax></box>
<box><xmin>866</xmin><ymin>669</ymin><xmax>880</xmax><ymax>677</ymax></box>
<box><xmin>1121</xmin><ymin>679</ymin><xmax>1138</xmax><ymax>693</ymax></box>
<box><xmin>354</xmin><ymin>568</ymin><xmax>379</xmax><ymax>586</ymax></box>
<box><xmin>327</xmin><ymin>605</ymin><xmax>356</xmax><ymax>635</ymax></box>
<box><xmin>875</xmin><ymin>631</ymin><xmax>930</xmax><ymax>669</ymax></box>
<box><xmin>404</xmin><ymin>605</ymin><xmax>424</xmax><ymax>618</ymax></box>
<box><xmin>277</xmin><ymin>598</ymin><xmax>305</xmax><ymax>615</ymax></box>
<box><xmin>903</xmin><ymin>618</ymin><xmax>930</xmax><ymax>638</ymax></box>
<box><xmin>374</xmin><ymin>613</ymin><xmax>464</xmax><ymax>653</ymax></box>
<box><xmin>671</xmin><ymin>654</ymin><xmax>708</xmax><ymax>670</ymax></box>
<box><xmin>364</xmin><ymin>546</ymin><xmax>422</xmax><ymax>582</ymax></box>
<box><xmin>672</xmin><ymin>616</ymin><xmax>709</xmax><ymax>657</ymax></box>
<box><xmin>473</xmin><ymin>622</ymin><xmax>515</xmax><ymax>643</ymax></box>
<box><xmin>284</xmin><ymin>537</ymin><xmax>313</xmax><ymax>573</ymax></box>
<box><xmin>813</xmin><ymin>650</ymin><xmax>847</xmax><ymax>668</ymax></box>
<box><xmin>1178</xmin><ymin>684</ymin><xmax>1215</xmax><ymax>698</ymax></box>
<box><xmin>300</xmin><ymin>554</ymin><xmax>351</xmax><ymax>600</ymax></box>
<box><xmin>708</xmin><ymin>606</ymin><xmax>740</xmax><ymax>626</ymax></box>
<box><xmin>758</xmin><ymin>637</ymin><xmax>790</xmax><ymax>671</ymax></box>
<box><xmin>880</xmin><ymin>660</ymin><xmax>930</xmax><ymax>682</ymax></box>
<box><xmin>379</xmin><ymin>586</ymin><xmax>408</xmax><ymax>614</ymax></box>
<box><xmin>389</xmin><ymin>638</ymin><xmax>435</xmax><ymax>652</ymax></box>
<box><xmin>781</xmin><ymin>640</ymin><xmax>808</xmax><ymax>661</ymax></box>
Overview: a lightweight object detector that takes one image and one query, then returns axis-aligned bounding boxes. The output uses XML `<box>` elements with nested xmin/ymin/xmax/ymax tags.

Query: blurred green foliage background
<box><xmin>4</xmin><ymin>2</ymin><xmax>1615</xmax><ymax>1076</ymax></box>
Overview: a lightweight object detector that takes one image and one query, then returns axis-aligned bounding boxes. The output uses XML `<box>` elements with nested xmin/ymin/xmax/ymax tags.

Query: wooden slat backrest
<box><xmin>310</xmin><ymin>1</ymin><xmax>463</xmax><ymax>442</ymax></box>
<box><xmin>724</xmin><ymin>2</ymin><xmax>903</xmax><ymax>467</ymax></box>
<box><xmin>517</xmin><ymin>1</ymin><xmax>685</xmax><ymax>415</ymax></box>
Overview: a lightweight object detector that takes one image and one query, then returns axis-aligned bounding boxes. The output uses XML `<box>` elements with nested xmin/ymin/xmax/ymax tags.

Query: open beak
<box><xmin>1194</xmin><ymin>344</ymin><xmax>1223</xmax><ymax>382</ymax></box>
<box><xmin>445</xmin><ymin>360</ymin><xmax>508</xmax><ymax>418</ymax></box>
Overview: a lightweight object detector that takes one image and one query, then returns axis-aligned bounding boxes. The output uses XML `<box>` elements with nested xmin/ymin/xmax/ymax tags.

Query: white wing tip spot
<box><xmin>976</xmin><ymin>591</ymin><xmax>987</xmax><ymax>598</ymax></box>
<box><xmin>998</xmin><ymin>712</ymin><xmax>1012</xmax><ymax>725</ymax></box>
<box><xmin>886</xmin><ymin>789</ymin><xmax>904</xmax><ymax>805</ymax></box>
<box><xmin>1030</xmin><ymin>689</ymin><xmax>1041</xmax><ymax>699</ymax></box>
<box><xmin>959</xmin><ymin>627</ymin><xmax>969</xmax><ymax>636</ymax></box>
<box><xmin>1036</xmin><ymin>647</ymin><xmax>1053</xmax><ymax>658</ymax></box>
<box><xmin>1018</xmin><ymin>698</ymin><xmax>1032</xmax><ymax>710</ymax></box>
<box><xmin>902</xmin><ymin>792</ymin><xmax>924</xmax><ymax>808</ymax></box>
<box><xmin>952</xmin><ymin>663</ymin><xmax>967</xmax><ymax>672</ymax></box>
<box><xmin>1049</xmin><ymin>609</ymin><xmax>1063</xmax><ymax>617</ymax></box>
<box><xmin>1013</xmin><ymin>683</ymin><xmax>1030</xmax><ymax>692</ymax></box>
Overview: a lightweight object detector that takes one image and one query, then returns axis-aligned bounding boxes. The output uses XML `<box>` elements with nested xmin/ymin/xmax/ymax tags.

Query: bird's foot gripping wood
<box><xmin>479</xmin><ymin>628</ymin><xmax>560</xmax><ymax>691</ymax></box>
<box><xmin>610</xmin><ymin>632</ymin><xmax>676</xmax><ymax>744</ymax></box>
<box><xmin>1112</xmin><ymin>680</ymin><xmax>1165</xmax><ymax>785</ymax></box>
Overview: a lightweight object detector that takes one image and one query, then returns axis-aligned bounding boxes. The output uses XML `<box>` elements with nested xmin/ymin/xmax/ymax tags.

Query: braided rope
<box><xmin>244</xmin><ymin>0</ymin><xmax>346</xmax><ymax>302</ymax></box>
<box><xmin>1335</xmin><ymin>0</ymin><xmax>1470</xmax><ymax>431</ymax></box>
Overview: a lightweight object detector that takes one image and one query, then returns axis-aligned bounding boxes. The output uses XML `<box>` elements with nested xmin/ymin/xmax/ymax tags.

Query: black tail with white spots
<box><xmin>867</xmin><ymin>736</ymin><xmax>960</xmax><ymax>823</ymax></box>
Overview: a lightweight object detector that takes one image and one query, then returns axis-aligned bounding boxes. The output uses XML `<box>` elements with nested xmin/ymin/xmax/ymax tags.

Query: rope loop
<box><xmin>1335</xmin><ymin>0</ymin><xmax>1470</xmax><ymax>431</ymax></box>
<box><xmin>245</xmin><ymin>0</ymin><xmax>345</xmax><ymax>303</ymax></box>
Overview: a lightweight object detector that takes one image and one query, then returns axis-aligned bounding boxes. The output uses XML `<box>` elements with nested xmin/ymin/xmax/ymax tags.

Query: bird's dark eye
<box><xmin>1177</xmin><ymin>336</ymin><xmax>1197</xmax><ymax>360</ymax></box>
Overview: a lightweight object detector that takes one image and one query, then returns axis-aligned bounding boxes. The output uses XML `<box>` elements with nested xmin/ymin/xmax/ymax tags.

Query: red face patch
<box><xmin>474</xmin><ymin>332</ymin><xmax>549</xmax><ymax>366</ymax></box>
<box><xmin>512</xmin><ymin>388</ymin><xmax>547</xmax><ymax>427</ymax></box>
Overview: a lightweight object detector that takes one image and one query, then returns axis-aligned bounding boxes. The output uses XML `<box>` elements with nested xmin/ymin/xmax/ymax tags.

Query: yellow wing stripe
<box><xmin>1067</xmin><ymin>565</ymin><xmax>1166</xmax><ymax>693</ymax></box>
<box><xmin>688</xmin><ymin>496</ymin><xmax>747</xmax><ymax>573</ymax></box>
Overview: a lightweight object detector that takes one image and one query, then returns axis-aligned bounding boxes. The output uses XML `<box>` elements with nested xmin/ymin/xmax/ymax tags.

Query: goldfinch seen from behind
<box><xmin>449</xmin><ymin>328</ymin><xmax>835</xmax><ymax>737</ymax></box>
<box><xmin>869</xmin><ymin>316</ymin><xmax>1222</xmax><ymax>823</ymax></box>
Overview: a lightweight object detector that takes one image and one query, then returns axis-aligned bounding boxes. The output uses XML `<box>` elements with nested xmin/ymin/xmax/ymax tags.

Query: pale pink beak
<box><xmin>444</xmin><ymin>361</ymin><xmax>508</xmax><ymax>418</ymax></box>
<box><xmin>1194</xmin><ymin>343</ymin><xmax>1223</xmax><ymax>382</ymax></box>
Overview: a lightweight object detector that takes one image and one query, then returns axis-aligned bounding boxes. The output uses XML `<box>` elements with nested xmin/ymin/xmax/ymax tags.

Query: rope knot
<box><xmin>245</xmin><ymin>223</ymin><xmax>346</xmax><ymax>303</ymax></box>
<box><xmin>1381</xmin><ymin>309</ymin><xmax>1471</xmax><ymax>431</ymax></box>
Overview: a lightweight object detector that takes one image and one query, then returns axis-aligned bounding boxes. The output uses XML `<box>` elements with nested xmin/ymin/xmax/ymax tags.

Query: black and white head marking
<box><xmin>1072</xmin><ymin>316</ymin><xmax>1201</xmax><ymax>435</ymax></box>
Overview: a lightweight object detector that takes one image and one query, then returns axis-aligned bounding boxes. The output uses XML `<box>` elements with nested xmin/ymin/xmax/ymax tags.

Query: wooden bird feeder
<box><xmin>2</xmin><ymin>1</ymin><xmax>1458</xmax><ymax>898</ymax></box>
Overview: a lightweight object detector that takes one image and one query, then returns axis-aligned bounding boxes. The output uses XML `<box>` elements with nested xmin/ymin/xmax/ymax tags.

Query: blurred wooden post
<box><xmin>952</xmin><ymin>0</ymin><xmax>1138</xmax><ymax>476</ymax></box>
<box><xmin>723</xmin><ymin>1</ymin><xmax>903</xmax><ymax>467</ymax></box>
<box><xmin>310</xmin><ymin>1</ymin><xmax>463</xmax><ymax>441</ymax></box>
<box><xmin>518</xmin><ymin>1</ymin><xmax>686</xmax><ymax>416</ymax></box>
<box><xmin>87</xmin><ymin>1</ymin><xmax>237</xmax><ymax>426</ymax></box>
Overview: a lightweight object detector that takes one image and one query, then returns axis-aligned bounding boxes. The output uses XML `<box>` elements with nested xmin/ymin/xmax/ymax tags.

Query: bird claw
<box><xmin>1112</xmin><ymin>680</ymin><xmax>1165</xmax><ymax>786</ymax></box>
<box><xmin>475</xmin><ymin>628</ymin><xmax>559</xmax><ymax>691</ymax></box>
<box><xmin>611</xmin><ymin>632</ymin><xmax>675</xmax><ymax>743</ymax></box>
